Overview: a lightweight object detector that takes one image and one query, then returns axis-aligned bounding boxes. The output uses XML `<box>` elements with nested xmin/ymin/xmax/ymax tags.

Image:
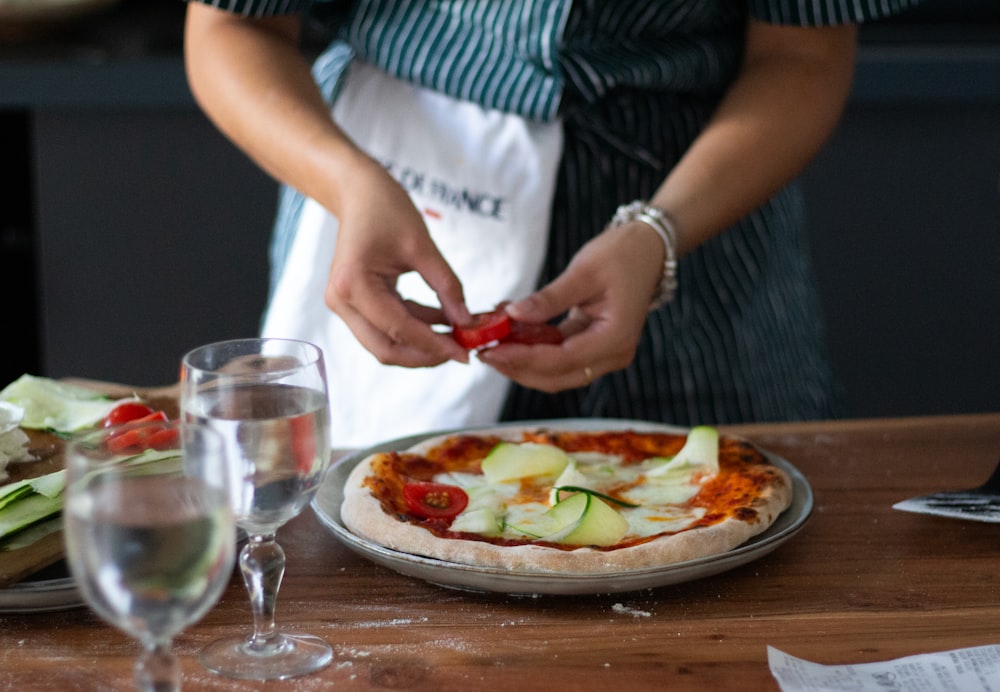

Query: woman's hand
<box><xmin>184</xmin><ymin>4</ymin><xmax>469</xmax><ymax>368</ymax></box>
<box><xmin>324</xmin><ymin>159</ymin><xmax>471</xmax><ymax>367</ymax></box>
<box><xmin>481</xmin><ymin>19</ymin><xmax>858</xmax><ymax>393</ymax></box>
<box><xmin>477</xmin><ymin>219</ymin><xmax>665</xmax><ymax>391</ymax></box>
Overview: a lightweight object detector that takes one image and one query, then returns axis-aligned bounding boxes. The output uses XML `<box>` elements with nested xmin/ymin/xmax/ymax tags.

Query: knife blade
<box><xmin>893</xmin><ymin>492</ymin><xmax>1000</xmax><ymax>523</ymax></box>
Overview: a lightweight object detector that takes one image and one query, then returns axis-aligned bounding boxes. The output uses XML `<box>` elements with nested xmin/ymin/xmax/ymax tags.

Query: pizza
<box><xmin>340</xmin><ymin>423</ymin><xmax>793</xmax><ymax>573</ymax></box>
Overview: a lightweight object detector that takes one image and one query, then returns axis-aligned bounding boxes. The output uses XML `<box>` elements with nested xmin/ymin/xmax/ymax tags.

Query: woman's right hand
<box><xmin>324</xmin><ymin>157</ymin><xmax>471</xmax><ymax>368</ymax></box>
<box><xmin>184</xmin><ymin>5</ymin><xmax>469</xmax><ymax>368</ymax></box>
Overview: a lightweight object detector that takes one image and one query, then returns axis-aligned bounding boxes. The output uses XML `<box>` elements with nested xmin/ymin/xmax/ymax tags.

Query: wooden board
<box><xmin>0</xmin><ymin>427</ymin><xmax>70</xmax><ymax>587</ymax></box>
<box><xmin>0</xmin><ymin>382</ymin><xmax>178</xmax><ymax>586</ymax></box>
<box><xmin>0</xmin><ymin>531</ymin><xmax>65</xmax><ymax>587</ymax></box>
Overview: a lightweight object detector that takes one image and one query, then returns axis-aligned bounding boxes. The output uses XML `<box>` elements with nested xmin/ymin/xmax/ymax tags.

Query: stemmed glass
<box><xmin>180</xmin><ymin>338</ymin><xmax>333</xmax><ymax>680</ymax></box>
<box><xmin>64</xmin><ymin>420</ymin><xmax>236</xmax><ymax>692</ymax></box>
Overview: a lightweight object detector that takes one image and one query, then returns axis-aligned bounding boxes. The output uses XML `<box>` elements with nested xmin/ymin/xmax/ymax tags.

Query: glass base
<box><xmin>200</xmin><ymin>632</ymin><xmax>333</xmax><ymax>681</ymax></box>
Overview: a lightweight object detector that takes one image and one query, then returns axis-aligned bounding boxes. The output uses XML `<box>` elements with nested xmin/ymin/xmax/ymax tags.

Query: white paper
<box><xmin>769</xmin><ymin>644</ymin><xmax>1000</xmax><ymax>692</ymax></box>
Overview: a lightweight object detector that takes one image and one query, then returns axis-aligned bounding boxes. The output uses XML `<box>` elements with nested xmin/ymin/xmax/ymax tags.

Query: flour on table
<box><xmin>611</xmin><ymin>603</ymin><xmax>652</xmax><ymax>618</ymax></box>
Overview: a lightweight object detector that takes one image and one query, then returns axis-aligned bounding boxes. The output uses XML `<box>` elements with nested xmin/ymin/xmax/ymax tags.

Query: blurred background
<box><xmin>1</xmin><ymin>0</ymin><xmax>998</xmax><ymax>420</ymax></box>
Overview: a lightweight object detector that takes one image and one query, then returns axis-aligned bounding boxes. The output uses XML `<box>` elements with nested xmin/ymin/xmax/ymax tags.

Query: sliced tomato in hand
<box><xmin>102</xmin><ymin>401</ymin><xmax>156</xmax><ymax>427</ymax></box>
<box><xmin>402</xmin><ymin>482</ymin><xmax>469</xmax><ymax>520</ymax></box>
<box><xmin>452</xmin><ymin>303</ymin><xmax>564</xmax><ymax>350</ymax></box>
<box><xmin>504</xmin><ymin>319</ymin><xmax>564</xmax><ymax>345</ymax></box>
<box><xmin>451</xmin><ymin>307</ymin><xmax>512</xmax><ymax>349</ymax></box>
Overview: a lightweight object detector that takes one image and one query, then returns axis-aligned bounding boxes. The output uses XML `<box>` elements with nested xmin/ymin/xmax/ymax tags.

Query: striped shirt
<box><xmin>191</xmin><ymin>0</ymin><xmax>921</xmax><ymax>426</ymax></box>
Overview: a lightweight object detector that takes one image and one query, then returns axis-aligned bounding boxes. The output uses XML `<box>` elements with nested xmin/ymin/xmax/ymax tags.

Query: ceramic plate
<box><xmin>0</xmin><ymin>533</ymin><xmax>248</xmax><ymax>614</ymax></box>
<box><xmin>0</xmin><ymin>570</ymin><xmax>81</xmax><ymax>614</ymax></box>
<box><xmin>312</xmin><ymin>419</ymin><xmax>813</xmax><ymax>595</ymax></box>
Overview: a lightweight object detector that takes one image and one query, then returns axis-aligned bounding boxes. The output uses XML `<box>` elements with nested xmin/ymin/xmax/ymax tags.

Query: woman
<box><xmin>184</xmin><ymin>0</ymin><xmax>919</xmax><ymax>446</ymax></box>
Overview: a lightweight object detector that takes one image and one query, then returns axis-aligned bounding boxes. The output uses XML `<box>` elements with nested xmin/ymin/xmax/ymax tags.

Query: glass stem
<box><xmin>240</xmin><ymin>533</ymin><xmax>287</xmax><ymax>653</ymax></box>
<box><xmin>135</xmin><ymin>640</ymin><xmax>179</xmax><ymax>692</ymax></box>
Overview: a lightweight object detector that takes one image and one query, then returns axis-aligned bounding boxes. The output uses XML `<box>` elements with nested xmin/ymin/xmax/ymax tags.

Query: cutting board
<box><xmin>0</xmin><ymin>532</ymin><xmax>65</xmax><ymax>587</ymax></box>
<box><xmin>0</xmin><ymin>381</ymin><xmax>179</xmax><ymax>587</ymax></box>
<box><xmin>0</xmin><ymin>427</ymin><xmax>71</xmax><ymax>587</ymax></box>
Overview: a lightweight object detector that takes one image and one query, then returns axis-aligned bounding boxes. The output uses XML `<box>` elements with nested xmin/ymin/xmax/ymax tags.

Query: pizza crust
<box><xmin>340</xmin><ymin>426</ymin><xmax>793</xmax><ymax>574</ymax></box>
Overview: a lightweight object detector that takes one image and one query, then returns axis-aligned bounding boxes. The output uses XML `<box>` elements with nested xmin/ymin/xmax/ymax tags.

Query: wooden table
<box><xmin>1</xmin><ymin>413</ymin><xmax>998</xmax><ymax>690</ymax></box>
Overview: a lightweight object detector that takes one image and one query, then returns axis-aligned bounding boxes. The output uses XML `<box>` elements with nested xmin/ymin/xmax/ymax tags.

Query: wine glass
<box><xmin>64</xmin><ymin>420</ymin><xmax>236</xmax><ymax>692</ymax></box>
<box><xmin>180</xmin><ymin>338</ymin><xmax>333</xmax><ymax>680</ymax></box>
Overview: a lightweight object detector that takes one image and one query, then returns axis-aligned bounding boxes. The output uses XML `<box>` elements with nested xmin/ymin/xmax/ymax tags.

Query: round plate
<box><xmin>0</xmin><ymin>574</ymin><xmax>81</xmax><ymax>614</ymax></box>
<box><xmin>312</xmin><ymin>419</ymin><xmax>813</xmax><ymax>595</ymax></box>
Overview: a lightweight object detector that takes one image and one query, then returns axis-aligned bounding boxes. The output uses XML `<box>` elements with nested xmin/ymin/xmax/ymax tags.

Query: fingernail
<box><xmin>504</xmin><ymin>297</ymin><xmax>532</xmax><ymax>320</ymax></box>
<box><xmin>476</xmin><ymin>349</ymin><xmax>502</xmax><ymax>367</ymax></box>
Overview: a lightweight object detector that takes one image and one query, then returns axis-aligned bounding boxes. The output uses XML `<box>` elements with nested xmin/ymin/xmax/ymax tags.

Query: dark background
<box><xmin>1</xmin><ymin>0</ymin><xmax>998</xmax><ymax>420</ymax></box>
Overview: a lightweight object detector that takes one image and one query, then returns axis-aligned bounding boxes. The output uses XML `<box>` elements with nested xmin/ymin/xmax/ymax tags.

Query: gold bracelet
<box><xmin>609</xmin><ymin>200</ymin><xmax>679</xmax><ymax>310</ymax></box>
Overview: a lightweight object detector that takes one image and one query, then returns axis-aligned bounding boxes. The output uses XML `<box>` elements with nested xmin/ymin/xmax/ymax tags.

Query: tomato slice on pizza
<box><xmin>403</xmin><ymin>482</ymin><xmax>469</xmax><ymax>519</ymax></box>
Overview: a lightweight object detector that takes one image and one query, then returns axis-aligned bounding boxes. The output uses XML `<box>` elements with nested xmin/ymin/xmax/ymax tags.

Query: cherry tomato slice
<box><xmin>451</xmin><ymin>307</ymin><xmax>512</xmax><ymax>349</ymax></box>
<box><xmin>132</xmin><ymin>411</ymin><xmax>169</xmax><ymax>425</ymax></box>
<box><xmin>146</xmin><ymin>427</ymin><xmax>180</xmax><ymax>451</ymax></box>
<box><xmin>102</xmin><ymin>401</ymin><xmax>155</xmax><ymax>427</ymax></box>
<box><xmin>105</xmin><ymin>427</ymin><xmax>151</xmax><ymax>454</ymax></box>
<box><xmin>104</xmin><ymin>411</ymin><xmax>173</xmax><ymax>454</ymax></box>
<box><xmin>289</xmin><ymin>415</ymin><xmax>318</xmax><ymax>475</ymax></box>
<box><xmin>402</xmin><ymin>482</ymin><xmax>469</xmax><ymax>520</ymax></box>
<box><xmin>503</xmin><ymin>320</ymin><xmax>564</xmax><ymax>345</ymax></box>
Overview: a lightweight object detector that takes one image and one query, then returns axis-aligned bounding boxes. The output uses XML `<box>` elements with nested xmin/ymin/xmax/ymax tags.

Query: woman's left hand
<box><xmin>477</xmin><ymin>219</ymin><xmax>665</xmax><ymax>392</ymax></box>
<box><xmin>479</xmin><ymin>19</ymin><xmax>860</xmax><ymax>393</ymax></box>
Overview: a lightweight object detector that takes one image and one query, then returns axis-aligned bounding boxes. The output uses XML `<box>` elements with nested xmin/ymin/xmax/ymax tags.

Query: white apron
<box><xmin>261</xmin><ymin>61</ymin><xmax>563</xmax><ymax>447</ymax></box>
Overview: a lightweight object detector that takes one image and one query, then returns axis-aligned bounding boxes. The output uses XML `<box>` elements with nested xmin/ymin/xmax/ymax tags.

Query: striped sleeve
<box><xmin>749</xmin><ymin>0</ymin><xmax>924</xmax><ymax>26</ymax></box>
<box><xmin>343</xmin><ymin>0</ymin><xmax>570</xmax><ymax>121</ymax></box>
<box><xmin>184</xmin><ymin>0</ymin><xmax>312</xmax><ymax>17</ymax></box>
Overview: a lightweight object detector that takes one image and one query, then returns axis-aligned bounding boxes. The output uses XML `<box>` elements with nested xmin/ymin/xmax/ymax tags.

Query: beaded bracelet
<box><xmin>609</xmin><ymin>200</ymin><xmax>679</xmax><ymax>310</ymax></box>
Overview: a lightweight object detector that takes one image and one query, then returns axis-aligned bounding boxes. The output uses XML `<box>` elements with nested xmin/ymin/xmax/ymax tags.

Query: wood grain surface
<box><xmin>0</xmin><ymin>412</ymin><xmax>997</xmax><ymax>691</ymax></box>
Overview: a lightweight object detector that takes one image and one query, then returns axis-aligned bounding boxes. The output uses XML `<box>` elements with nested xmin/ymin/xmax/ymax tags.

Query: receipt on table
<box><xmin>768</xmin><ymin>644</ymin><xmax>1000</xmax><ymax>692</ymax></box>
